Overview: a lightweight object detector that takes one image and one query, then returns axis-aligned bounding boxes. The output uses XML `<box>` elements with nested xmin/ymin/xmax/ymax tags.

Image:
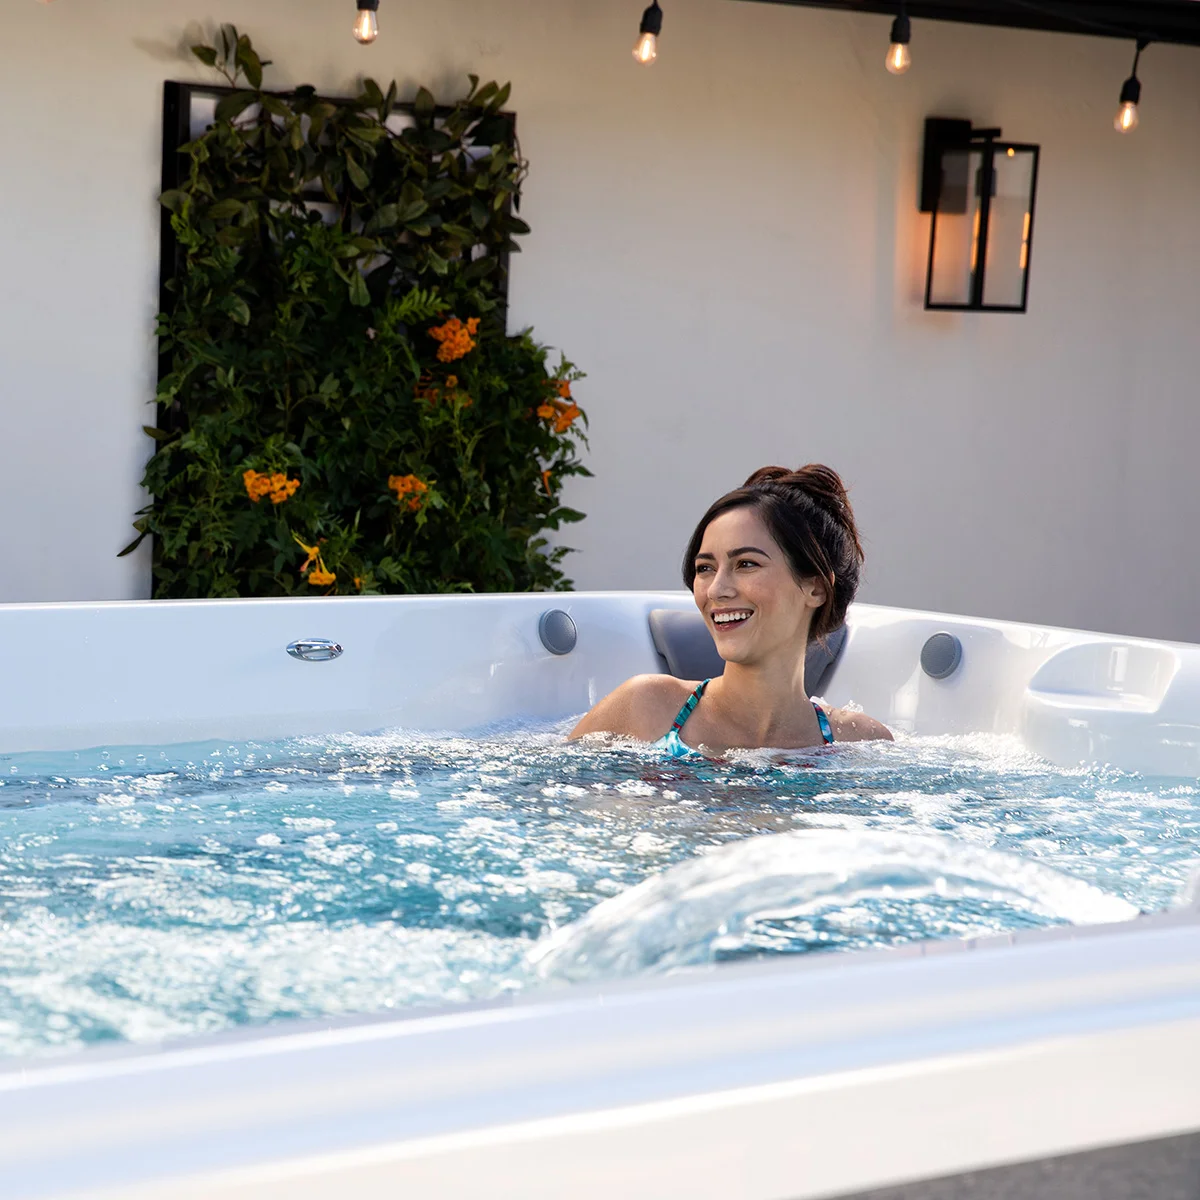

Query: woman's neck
<box><xmin>705</xmin><ymin>656</ymin><xmax>817</xmax><ymax>746</ymax></box>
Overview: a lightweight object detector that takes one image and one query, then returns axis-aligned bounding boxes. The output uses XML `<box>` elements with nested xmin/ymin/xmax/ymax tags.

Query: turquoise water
<box><xmin>0</xmin><ymin>727</ymin><xmax>1196</xmax><ymax>1056</ymax></box>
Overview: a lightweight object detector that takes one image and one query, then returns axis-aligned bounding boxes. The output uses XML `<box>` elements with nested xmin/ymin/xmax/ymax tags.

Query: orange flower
<box><xmin>541</xmin><ymin>468</ymin><xmax>553</xmax><ymax>496</ymax></box>
<box><xmin>353</xmin><ymin>576</ymin><xmax>363</xmax><ymax>590</ymax></box>
<box><xmin>245</xmin><ymin>467</ymin><xmax>299</xmax><ymax>504</ymax></box>
<box><xmin>242</xmin><ymin>468</ymin><xmax>274</xmax><ymax>502</ymax></box>
<box><xmin>269</xmin><ymin>477</ymin><xmax>300</xmax><ymax>504</ymax></box>
<box><xmin>308</xmin><ymin>566</ymin><xmax>336</xmax><ymax>587</ymax></box>
<box><xmin>388</xmin><ymin>474</ymin><xmax>429</xmax><ymax>511</ymax></box>
<box><xmin>553</xmin><ymin>402</ymin><xmax>581</xmax><ymax>434</ymax></box>
<box><xmin>536</xmin><ymin>403</ymin><xmax>556</xmax><ymax>420</ymax></box>
<box><xmin>428</xmin><ymin>317</ymin><xmax>478</xmax><ymax>363</ymax></box>
<box><xmin>292</xmin><ymin>534</ymin><xmax>322</xmax><ymax>574</ymax></box>
<box><xmin>556</xmin><ymin>379</ymin><xmax>572</xmax><ymax>399</ymax></box>
<box><xmin>445</xmin><ymin>375</ymin><xmax>458</xmax><ymax>389</ymax></box>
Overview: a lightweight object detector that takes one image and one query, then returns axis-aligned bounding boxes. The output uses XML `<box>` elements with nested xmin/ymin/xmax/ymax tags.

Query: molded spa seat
<box><xmin>1021</xmin><ymin>639</ymin><xmax>1200</xmax><ymax>775</ymax></box>
<box><xmin>1025</xmin><ymin>640</ymin><xmax>1178</xmax><ymax>711</ymax></box>
<box><xmin>648</xmin><ymin>609</ymin><xmax>847</xmax><ymax>695</ymax></box>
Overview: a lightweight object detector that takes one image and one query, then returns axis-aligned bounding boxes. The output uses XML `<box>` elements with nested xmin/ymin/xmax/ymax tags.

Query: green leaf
<box><xmin>413</xmin><ymin>87</ymin><xmax>436</xmax><ymax>119</ymax></box>
<box><xmin>142</xmin><ymin>425</ymin><xmax>173</xmax><ymax>441</ymax></box>
<box><xmin>117</xmin><ymin>531</ymin><xmax>148</xmax><ymax>558</ymax></box>
<box><xmin>215</xmin><ymin>91</ymin><xmax>256</xmax><ymax>123</ymax></box>
<box><xmin>159</xmin><ymin>189</ymin><xmax>189</xmax><ymax>213</ymax></box>
<box><xmin>347</xmin><ymin>272</ymin><xmax>370</xmax><ymax>307</ymax></box>
<box><xmin>346</xmin><ymin>154</ymin><xmax>370</xmax><ymax>190</ymax></box>
<box><xmin>364</xmin><ymin>204</ymin><xmax>399</xmax><ymax>233</ymax></box>
<box><xmin>207</xmin><ymin>198</ymin><xmax>245</xmax><ymax>220</ymax></box>
<box><xmin>236</xmin><ymin>38</ymin><xmax>264</xmax><ymax>89</ymax></box>
<box><xmin>190</xmin><ymin>45</ymin><xmax>218</xmax><ymax>67</ymax></box>
<box><xmin>225</xmin><ymin>296</ymin><xmax>251</xmax><ymax>325</ymax></box>
<box><xmin>362</xmin><ymin>77</ymin><xmax>386</xmax><ymax>111</ymax></box>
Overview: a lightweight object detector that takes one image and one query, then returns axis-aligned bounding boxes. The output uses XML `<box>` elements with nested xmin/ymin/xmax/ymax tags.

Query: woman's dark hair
<box><xmin>682</xmin><ymin>464</ymin><xmax>864</xmax><ymax>643</ymax></box>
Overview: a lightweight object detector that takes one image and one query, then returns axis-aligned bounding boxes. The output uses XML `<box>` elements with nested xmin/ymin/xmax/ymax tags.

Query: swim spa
<box><xmin>1</xmin><ymin>592</ymin><xmax>1198</xmax><ymax>1199</ymax></box>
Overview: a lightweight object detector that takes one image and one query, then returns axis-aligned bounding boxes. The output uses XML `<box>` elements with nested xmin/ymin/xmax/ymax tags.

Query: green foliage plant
<box><xmin>124</xmin><ymin>27</ymin><xmax>588</xmax><ymax>597</ymax></box>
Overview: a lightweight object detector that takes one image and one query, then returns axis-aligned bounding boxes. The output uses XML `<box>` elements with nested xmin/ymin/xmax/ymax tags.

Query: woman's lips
<box><xmin>711</xmin><ymin>609</ymin><xmax>752</xmax><ymax>631</ymax></box>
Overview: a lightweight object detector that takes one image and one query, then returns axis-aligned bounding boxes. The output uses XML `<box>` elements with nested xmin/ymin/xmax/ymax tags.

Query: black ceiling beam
<box><xmin>733</xmin><ymin>1</ymin><xmax>1200</xmax><ymax>47</ymax></box>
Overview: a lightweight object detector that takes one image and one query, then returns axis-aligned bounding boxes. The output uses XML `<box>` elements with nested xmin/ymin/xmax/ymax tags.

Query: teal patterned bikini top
<box><xmin>654</xmin><ymin>678</ymin><xmax>835</xmax><ymax>758</ymax></box>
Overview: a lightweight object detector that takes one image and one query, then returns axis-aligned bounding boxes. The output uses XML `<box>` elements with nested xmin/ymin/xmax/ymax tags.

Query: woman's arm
<box><xmin>569</xmin><ymin>674</ymin><xmax>694</xmax><ymax>742</ymax></box>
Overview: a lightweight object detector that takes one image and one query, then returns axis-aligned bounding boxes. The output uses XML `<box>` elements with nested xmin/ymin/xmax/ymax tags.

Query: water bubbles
<box><xmin>0</xmin><ymin>724</ymin><xmax>1192</xmax><ymax>1056</ymax></box>
<box><xmin>530</xmin><ymin>830</ymin><xmax>1140</xmax><ymax>983</ymax></box>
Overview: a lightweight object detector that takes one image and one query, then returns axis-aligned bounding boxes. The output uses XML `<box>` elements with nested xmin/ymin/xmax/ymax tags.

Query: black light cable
<box><xmin>354</xmin><ymin>0</ymin><xmax>380</xmax><ymax>44</ymax></box>
<box><xmin>633</xmin><ymin>1</ymin><xmax>662</xmax><ymax>65</ymax></box>
<box><xmin>886</xmin><ymin>1</ymin><xmax>912</xmax><ymax>74</ymax></box>
<box><xmin>1115</xmin><ymin>39</ymin><xmax>1150</xmax><ymax>133</ymax></box>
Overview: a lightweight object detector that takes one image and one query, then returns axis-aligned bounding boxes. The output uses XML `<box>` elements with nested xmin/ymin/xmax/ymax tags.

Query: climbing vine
<box><xmin>124</xmin><ymin>27</ymin><xmax>588</xmax><ymax>597</ymax></box>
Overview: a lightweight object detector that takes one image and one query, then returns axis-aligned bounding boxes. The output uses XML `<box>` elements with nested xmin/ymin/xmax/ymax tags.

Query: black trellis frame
<box><xmin>158</xmin><ymin>81</ymin><xmax>518</xmax><ymax>396</ymax></box>
<box><xmin>921</xmin><ymin>126</ymin><xmax>1041</xmax><ymax>314</ymax></box>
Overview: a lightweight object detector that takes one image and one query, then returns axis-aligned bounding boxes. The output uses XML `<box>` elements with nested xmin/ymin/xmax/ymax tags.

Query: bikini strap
<box><xmin>670</xmin><ymin>678</ymin><xmax>710</xmax><ymax>732</ymax></box>
<box><xmin>812</xmin><ymin>699</ymin><xmax>834</xmax><ymax>745</ymax></box>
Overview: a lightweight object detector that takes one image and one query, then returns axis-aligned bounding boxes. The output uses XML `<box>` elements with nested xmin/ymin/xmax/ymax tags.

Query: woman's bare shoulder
<box><xmin>569</xmin><ymin>674</ymin><xmax>697</xmax><ymax>741</ymax></box>
<box><xmin>827</xmin><ymin>706</ymin><xmax>894</xmax><ymax>744</ymax></box>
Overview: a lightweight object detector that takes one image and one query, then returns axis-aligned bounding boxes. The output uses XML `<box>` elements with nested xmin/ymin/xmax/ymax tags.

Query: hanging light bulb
<box><xmin>885</xmin><ymin>4</ymin><xmax>911</xmax><ymax>75</ymax></box>
<box><xmin>1114</xmin><ymin>39</ymin><xmax>1149</xmax><ymax>133</ymax></box>
<box><xmin>633</xmin><ymin>1</ymin><xmax>662</xmax><ymax>66</ymax></box>
<box><xmin>353</xmin><ymin>0</ymin><xmax>380</xmax><ymax>44</ymax></box>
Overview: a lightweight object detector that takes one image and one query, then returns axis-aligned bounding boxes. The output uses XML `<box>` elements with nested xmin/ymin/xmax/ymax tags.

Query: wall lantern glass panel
<box><xmin>920</xmin><ymin>118</ymin><xmax>1040</xmax><ymax>313</ymax></box>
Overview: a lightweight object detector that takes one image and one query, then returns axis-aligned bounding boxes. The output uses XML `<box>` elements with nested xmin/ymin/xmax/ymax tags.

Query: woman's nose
<box><xmin>712</xmin><ymin>567</ymin><xmax>738</xmax><ymax>598</ymax></box>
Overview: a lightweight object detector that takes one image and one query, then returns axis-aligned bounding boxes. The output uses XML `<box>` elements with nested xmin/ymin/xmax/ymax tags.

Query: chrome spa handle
<box><xmin>287</xmin><ymin>638</ymin><xmax>344</xmax><ymax>662</ymax></box>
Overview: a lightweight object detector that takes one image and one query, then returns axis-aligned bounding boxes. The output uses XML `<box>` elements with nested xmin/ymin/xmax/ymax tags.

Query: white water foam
<box><xmin>530</xmin><ymin>829</ymin><xmax>1140</xmax><ymax>981</ymax></box>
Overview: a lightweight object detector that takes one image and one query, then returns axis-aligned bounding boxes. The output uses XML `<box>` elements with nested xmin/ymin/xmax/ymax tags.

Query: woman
<box><xmin>570</xmin><ymin>464</ymin><xmax>892</xmax><ymax>754</ymax></box>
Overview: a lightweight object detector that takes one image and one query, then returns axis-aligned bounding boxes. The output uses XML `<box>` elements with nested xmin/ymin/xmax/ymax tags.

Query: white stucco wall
<box><xmin>3</xmin><ymin>0</ymin><xmax>1199</xmax><ymax>639</ymax></box>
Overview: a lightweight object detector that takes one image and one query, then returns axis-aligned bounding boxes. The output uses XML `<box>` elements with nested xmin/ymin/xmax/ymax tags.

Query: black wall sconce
<box><xmin>920</xmin><ymin>118</ymin><xmax>1040</xmax><ymax>313</ymax></box>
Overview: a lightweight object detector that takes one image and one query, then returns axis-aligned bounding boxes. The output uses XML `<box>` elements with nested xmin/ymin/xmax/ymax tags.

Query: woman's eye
<box><xmin>737</xmin><ymin>559</ymin><xmax>760</xmax><ymax>569</ymax></box>
<box><xmin>695</xmin><ymin>563</ymin><xmax>712</xmax><ymax>574</ymax></box>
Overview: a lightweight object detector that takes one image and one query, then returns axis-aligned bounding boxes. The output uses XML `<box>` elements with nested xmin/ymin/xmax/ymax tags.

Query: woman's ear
<box><xmin>804</xmin><ymin>574</ymin><xmax>831</xmax><ymax>610</ymax></box>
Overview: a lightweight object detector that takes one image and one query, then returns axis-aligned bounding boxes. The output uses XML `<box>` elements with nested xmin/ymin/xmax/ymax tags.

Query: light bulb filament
<box><xmin>885</xmin><ymin>42</ymin><xmax>911</xmax><ymax>74</ymax></box>
<box><xmin>633</xmin><ymin>32</ymin><xmax>658</xmax><ymax>64</ymax></box>
<box><xmin>354</xmin><ymin>6</ymin><xmax>379</xmax><ymax>43</ymax></box>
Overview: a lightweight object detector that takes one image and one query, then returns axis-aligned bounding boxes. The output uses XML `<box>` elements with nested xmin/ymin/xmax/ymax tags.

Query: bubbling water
<box><xmin>0</xmin><ymin>725</ymin><xmax>1195</xmax><ymax>1056</ymax></box>
<box><xmin>529</xmin><ymin>829</ymin><xmax>1141</xmax><ymax>981</ymax></box>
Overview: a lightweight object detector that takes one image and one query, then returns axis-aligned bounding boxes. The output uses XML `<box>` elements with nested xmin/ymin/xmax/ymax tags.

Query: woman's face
<box><xmin>691</xmin><ymin>505</ymin><xmax>826</xmax><ymax>666</ymax></box>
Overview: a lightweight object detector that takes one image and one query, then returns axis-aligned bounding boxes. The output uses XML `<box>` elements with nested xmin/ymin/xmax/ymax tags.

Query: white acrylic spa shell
<box><xmin>1</xmin><ymin>593</ymin><xmax>1198</xmax><ymax>1199</ymax></box>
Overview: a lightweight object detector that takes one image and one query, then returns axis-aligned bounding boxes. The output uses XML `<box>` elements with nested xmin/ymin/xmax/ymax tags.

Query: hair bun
<box><xmin>743</xmin><ymin>465</ymin><xmax>792</xmax><ymax>486</ymax></box>
<box><xmin>744</xmin><ymin>463</ymin><xmax>862</xmax><ymax>558</ymax></box>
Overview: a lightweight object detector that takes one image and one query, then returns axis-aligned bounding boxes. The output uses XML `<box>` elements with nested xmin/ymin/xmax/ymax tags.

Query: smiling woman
<box><xmin>570</xmin><ymin>464</ymin><xmax>893</xmax><ymax>754</ymax></box>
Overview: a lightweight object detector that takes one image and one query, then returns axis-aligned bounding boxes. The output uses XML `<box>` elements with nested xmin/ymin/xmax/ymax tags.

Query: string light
<box><xmin>353</xmin><ymin>0</ymin><xmax>380</xmax><ymax>44</ymax></box>
<box><xmin>1115</xmin><ymin>39</ymin><xmax>1149</xmax><ymax>133</ymax></box>
<box><xmin>633</xmin><ymin>1</ymin><xmax>662</xmax><ymax>66</ymax></box>
<box><xmin>885</xmin><ymin>2</ymin><xmax>911</xmax><ymax>75</ymax></box>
